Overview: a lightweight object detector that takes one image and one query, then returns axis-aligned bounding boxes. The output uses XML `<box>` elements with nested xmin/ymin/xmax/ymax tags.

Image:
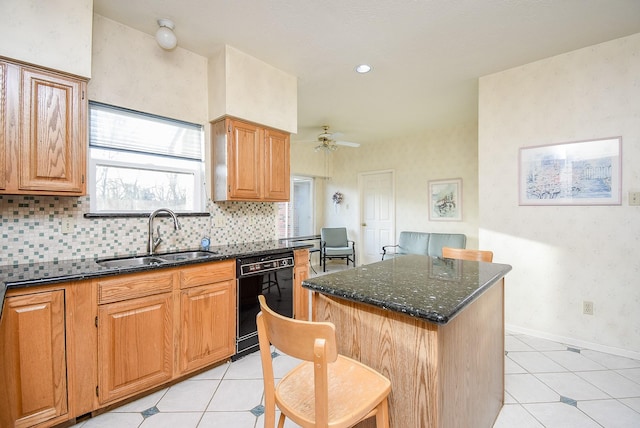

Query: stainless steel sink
<box><xmin>97</xmin><ymin>251</ymin><xmax>217</xmax><ymax>268</ymax></box>
<box><xmin>97</xmin><ymin>256</ymin><xmax>167</xmax><ymax>268</ymax></box>
<box><xmin>158</xmin><ymin>251</ymin><xmax>217</xmax><ymax>262</ymax></box>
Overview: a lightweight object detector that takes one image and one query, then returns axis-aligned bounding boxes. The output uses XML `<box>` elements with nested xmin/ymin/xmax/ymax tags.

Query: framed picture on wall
<box><xmin>519</xmin><ymin>137</ymin><xmax>622</xmax><ymax>206</ymax></box>
<box><xmin>428</xmin><ymin>178</ymin><xmax>462</xmax><ymax>221</ymax></box>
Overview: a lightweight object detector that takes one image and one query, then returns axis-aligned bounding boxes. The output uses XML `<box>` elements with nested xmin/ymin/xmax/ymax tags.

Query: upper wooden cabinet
<box><xmin>0</xmin><ymin>62</ymin><xmax>6</xmax><ymax>191</ymax></box>
<box><xmin>0</xmin><ymin>57</ymin><xmax>87</xmax><ymax>196</ymax></box>
<box><xmin>212</xmin><ymin>117</ymin><xmax>290</xmax><ymax>202</ymax></box>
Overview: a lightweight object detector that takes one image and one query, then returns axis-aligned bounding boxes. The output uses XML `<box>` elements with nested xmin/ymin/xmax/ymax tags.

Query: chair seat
<box><xmin>276</xmin><ymin>355</ymin><xmax>391</xmax><ymax>428</ymax></box>
<box><xmin>324</xmin><ymin>247</ymin><xmax>354</xmax><ymax>256</ymax></box>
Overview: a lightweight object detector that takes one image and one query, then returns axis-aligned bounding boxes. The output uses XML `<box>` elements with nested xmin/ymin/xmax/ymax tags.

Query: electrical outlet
<box><xmin>583</xmin><ymin>301</ymin><xmax>594</xmax><ymax>315</ymax></box>
<box><xmin>61</xmin><ymin>218</ymin><xmax>73</xmax><ymax>234</ymax></box>
<box><xmin>630</xmin><ymin>192</ymin><xmax>640</xmax><ymax>206</ymax></box>
<box><xmin>211</xmin><ymin>216</ymin><xmax>225</xmax><ymax>228</ymax></box>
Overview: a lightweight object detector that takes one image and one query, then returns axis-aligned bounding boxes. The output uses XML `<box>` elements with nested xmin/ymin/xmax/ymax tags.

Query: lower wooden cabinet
<box><xmin>0</xmin><ymin>256</ymin><xmax>315</xmax><ymax>426</ymax></box>
<box><xmin>180</xmin><ymin>280</ymin><xmax>235</xmax><ymax>374</ymax></box>
<box><xmin>293</xmin><ymin>249</ymin><xmax>310</xmax><ymax>320</ymax></box>
<box><xmin>0</xmin><ymin>290</ymin><xmax>68</xmax><ymax>428</ymax></box>
<box><xmin>97</xmin><ymin>292</ymin><xmax>174</xmax><ymax>404</ymax></box>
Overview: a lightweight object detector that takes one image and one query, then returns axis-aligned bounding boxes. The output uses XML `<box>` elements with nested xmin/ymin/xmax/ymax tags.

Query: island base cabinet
<box><xmin>0</xmin><ymin>290</ymin><xmax>68</xmax><ymax>428</ymax></box>
<box><xmin>180</xmin><ymin>280</ymin><xmax>236</xmax><ymax>374</ymax></box>
<box><xmin>97</xmin><ymin>293</ymin><xmax>174</xmax><ymax>405</ymax></box>
<box><xmin>314</xmin><ymin>278</ymin><xmax>505</xmax><ymax>428</ymax></box>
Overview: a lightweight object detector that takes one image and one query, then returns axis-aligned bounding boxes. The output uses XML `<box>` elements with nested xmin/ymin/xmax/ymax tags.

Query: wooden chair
<box><xmin>442</xmin><ymin>247</ymin><xmax>494</xmax><ymax>262</ymax></box>
<box><xmin>256</xmin><ymin>295</ymin><xmax>391</xmax><ymax>428</ymax></box>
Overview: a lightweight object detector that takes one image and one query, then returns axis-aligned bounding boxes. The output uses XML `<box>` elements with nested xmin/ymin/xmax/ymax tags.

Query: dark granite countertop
<box><xmin>0</xmin><ymin>240</ymin><xmax>312</xmax><ymax>319</ymax></box>
<box><xmin>302</xmin><ymin>254</ymin><xmax>512</xmax><ymax>325</ymax></box>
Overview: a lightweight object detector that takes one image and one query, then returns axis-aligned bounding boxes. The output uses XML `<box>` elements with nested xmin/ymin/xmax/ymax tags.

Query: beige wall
<box><xmin>0</xmin><ymin>0</ymin><xmax>93</xmax><ymax>77</ymax></box>
<box><xmin>313</xmin><ymin>122</ymin><xmax>479</xmax><ymax>252</ymax></box>
<box><xmin>90</xmin><ymin>15</ymin><xmax>208</xmax><ymax>125</ymax></box>
<box><xmin>479</xmin><ymin>33</ymin><xmax>640</xmax><ymax>358</ymax></box>
<box><xmin>208</xmin><ymin>45</ymin><xmax>298</xmax><ymax>133</ymax></box>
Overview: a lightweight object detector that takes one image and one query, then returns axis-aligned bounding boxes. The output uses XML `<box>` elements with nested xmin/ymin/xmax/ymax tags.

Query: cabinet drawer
<box><xmin>97</xmin><ymin>269</ymin><xmax>175</xmax><ymax>304</ymax></box>
<box><xmin>180</xmin><ymin>260</ymin><xmax>235</xmax><ymax>289</ymax></box>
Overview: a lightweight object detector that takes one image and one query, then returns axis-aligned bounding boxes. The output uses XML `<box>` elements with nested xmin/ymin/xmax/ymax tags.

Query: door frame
<box><xmin>358</xmin><ymin>169</ymin><xmax>396</xmax><ymax>265</ymax></box>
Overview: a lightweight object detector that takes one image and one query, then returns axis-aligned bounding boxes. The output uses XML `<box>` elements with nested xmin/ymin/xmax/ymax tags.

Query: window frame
<box><xmin>87</xmin><ymin>102</ymin><xmax>206</xmax><ymax>214</ymax></box>
<box><xmin>277</xmin><ymin>175</ymin><xmax>316</xmax><ymax>239</ymax></box>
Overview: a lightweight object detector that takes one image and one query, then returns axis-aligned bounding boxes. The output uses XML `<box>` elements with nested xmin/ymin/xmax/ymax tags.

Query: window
<box><xmin>277</xmin><ymin>176</ymin><xmax>315</xmax><ymax>238</ymax></box>
<box><xmin>89</xmin><ymin>102</ymin><xmax>205</xmax><ymax>213</ymax></box>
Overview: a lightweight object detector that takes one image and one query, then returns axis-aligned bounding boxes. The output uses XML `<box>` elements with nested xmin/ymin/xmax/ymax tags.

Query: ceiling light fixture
<box><xmin>156</xmin><ymin>18</ymin><xmax>177</xmax><ymax>50</ymax></box>
<box><xmin>355</xmin><ymin>64</ymin><xmax>372</xmax><ymax>74</ymax></box>
<box><xmin>315</xmin><ymin>141</ymin><xmax>339</xmax><ymax>152</ymax></box>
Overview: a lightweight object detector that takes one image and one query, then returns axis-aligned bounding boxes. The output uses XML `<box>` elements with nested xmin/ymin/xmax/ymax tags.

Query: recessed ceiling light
<box><xmin>355</xmin><ymin>64</ymin><xmax>372</xmax><ymax>74</ymax></box>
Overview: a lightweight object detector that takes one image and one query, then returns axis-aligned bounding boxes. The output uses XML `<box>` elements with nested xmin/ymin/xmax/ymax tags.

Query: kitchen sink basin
<box><xmin>97</xmin><ymin>251</ymin><xmax>218</xmax><ymax>268</ymax></box>
<box><xmin>97</xmin><ymin>256</ymin><xmax>167</xmax><ymax>268</ymax></box>
<box><xmin>158</xmin><ymin>251</ymin><xmax>217</xmax><ymax>262</ymax></box>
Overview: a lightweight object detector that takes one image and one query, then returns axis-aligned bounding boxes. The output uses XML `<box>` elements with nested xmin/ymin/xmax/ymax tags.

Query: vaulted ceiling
<box><xmin>93</xmin><ymin>0</ymin><xmax>640</xmax><ymax>146</ymax></box>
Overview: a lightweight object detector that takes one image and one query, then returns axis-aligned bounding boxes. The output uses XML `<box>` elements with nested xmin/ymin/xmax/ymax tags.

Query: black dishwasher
<box><xmin>234</xmin><ymin>251</ymin><xmax>294</xmax><ymax>359</ymax></box>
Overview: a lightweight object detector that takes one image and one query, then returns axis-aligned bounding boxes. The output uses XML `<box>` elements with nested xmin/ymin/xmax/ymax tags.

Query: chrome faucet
<box><xmin>148</xmin><ymin>208</ymin><xmax>181</xmax><ymax>255</ymax></box>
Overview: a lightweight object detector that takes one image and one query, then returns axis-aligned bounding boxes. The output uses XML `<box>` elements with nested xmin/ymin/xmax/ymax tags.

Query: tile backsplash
<box><xmin>0</xmin><ymin>195</ymin><xmax>277</xmax><ymax>266</ymax></box>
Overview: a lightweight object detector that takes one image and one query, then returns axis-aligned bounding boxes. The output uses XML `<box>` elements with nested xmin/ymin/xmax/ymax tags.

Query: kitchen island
<box><xmin>302</xmin><ymin>254</ymin><xmax>512</xmax><ymax>428</ymax></box>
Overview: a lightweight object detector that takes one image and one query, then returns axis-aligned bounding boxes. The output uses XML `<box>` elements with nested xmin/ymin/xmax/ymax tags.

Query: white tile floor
<box><xmin>70</xmin><ymin>333</ymin><xmax>640</xmax><ymax>428</ymax></box>
<box><xmin>71</xmin><ymin>262</ymin><xmax>640</xmax><ymax>427</ymax></box>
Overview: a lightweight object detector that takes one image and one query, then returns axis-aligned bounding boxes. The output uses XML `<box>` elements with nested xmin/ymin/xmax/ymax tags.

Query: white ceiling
<box><xmin>93</xmin><ymin>0</ymin><xmax>640</xmax><ymax>146</ymax></box>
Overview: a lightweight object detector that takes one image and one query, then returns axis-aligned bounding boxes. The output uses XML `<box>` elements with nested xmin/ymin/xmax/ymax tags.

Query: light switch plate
<box><xmin>630</xmin><ymin>192</ymin><xmax>640</xmax><ymax>206</ymax></box>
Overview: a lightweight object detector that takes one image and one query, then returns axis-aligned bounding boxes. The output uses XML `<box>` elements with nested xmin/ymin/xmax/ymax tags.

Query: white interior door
<box><xmin>359</xmin><ymin>170</ymin><xmax>395</xmax><ymax>265</ymax></box>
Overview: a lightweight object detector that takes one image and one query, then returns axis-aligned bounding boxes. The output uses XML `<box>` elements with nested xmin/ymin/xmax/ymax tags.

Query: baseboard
<box><xmin>506</xmin><ymin>324</ymin><xmax>640</xmax><ymax>360</ymax></box>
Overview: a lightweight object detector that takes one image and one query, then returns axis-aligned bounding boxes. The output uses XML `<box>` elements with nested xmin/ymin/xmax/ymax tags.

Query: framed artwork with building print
<box><xmin>519</xmin><ymin>137</ymin><xmax>622</xmax><ymax>206</ymax></box>
<box><xmin>428</xmin><ymin>178</ymin><xmax>462</xmax><ymax>221</ymax></box>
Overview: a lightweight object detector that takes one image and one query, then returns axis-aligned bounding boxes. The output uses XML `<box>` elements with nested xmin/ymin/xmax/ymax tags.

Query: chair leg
<box><xmin>375</xmin><ymin>397</ymin><xmax>390</xmax><ymax>428</ymax></box>
<box><xmin>277</xmin><ymin>413</ymin><xmax>286</xmax><ymax>428</ymax></box>
<box><xmin>263</xmin><ymin>406</ymin><xmax>276</xmax><ymax>428</ymax></box>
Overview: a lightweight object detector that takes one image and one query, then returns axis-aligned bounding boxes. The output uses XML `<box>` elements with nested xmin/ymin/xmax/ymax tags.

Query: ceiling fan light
<box><xmin>315</xmin><ymin>143</ymin><xmax>338</xmax><ymax>152</ymax></box>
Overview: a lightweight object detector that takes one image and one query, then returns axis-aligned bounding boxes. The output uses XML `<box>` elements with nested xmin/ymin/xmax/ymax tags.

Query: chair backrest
<box><xmin>442</xmin><ymin>247</ymin><xmax>493</xmax><ymax>262</ymax></box>
<box><xmin>428</xmin><ymin>233</ymin><xmax>467</xmax><ymax>257</ymax></box>
<box><xmin>256</xmin><ymin>295</ymin><xmax>338</xmax><ymax>426</ymax></box>
<box><xmin>397</xmin><ymin>231</ymin><xmax>430</xmax><ymax>255</ymax></box>
<box><xmin>321</xmin><ymin>227</ymin><xmax>349</xmax><ymax>247</ymax></box>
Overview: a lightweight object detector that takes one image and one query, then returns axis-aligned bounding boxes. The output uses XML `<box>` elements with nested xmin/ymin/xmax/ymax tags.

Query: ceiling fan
<box><xmin>312</xmin><ymin>126</ymin><xmax>361</xmax><ymax>152</ymax></box>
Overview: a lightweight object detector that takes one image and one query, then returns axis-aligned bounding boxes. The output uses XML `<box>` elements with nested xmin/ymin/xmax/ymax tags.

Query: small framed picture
<box><xmin>428</xmin><ymin>178</ymin><xmax>462</xmax><ymax>221</ymax></box>
<box><xmin>519</xmin><ymin>137</ymin><xmax>622</xmax><ymax>206</ymax></box>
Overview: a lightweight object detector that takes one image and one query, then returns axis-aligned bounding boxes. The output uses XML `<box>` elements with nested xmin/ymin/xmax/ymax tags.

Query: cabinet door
<box><xmin>263</xmin><ymin>128</ymin><xmax>290</xmax><ymax>201</ymax></box>
<box><xmin>0</xmin><ymin>290</ymin><xmax>68</xmax><ymax>428</ymax></box>
<box><xmin>98</xmin><ymin>293</ymin><xmax>173</xmax><ymax>404</ymax></box>
<box><xmin>228</xmin><ymin>119</ymin><xmax>262</xmax><ymax>200</ymax></box>
<box><xmin>180</xmin><ymin>280</ymin><xmax>236</xmax><ymax>373</ymax></box>
<box><xmin>293</xmin><ymin>249</ymin><xmax>310</xmax><ymax>320</ymax></box>
<box><xmin>19</xmin><ymin>66</ymin><xmax>86</xmax><ymax>194</ymax></box>
<box><xmin>0</xmin><ymin>61</ymin><xmax>6</xmax><ymax>190</ymax></box>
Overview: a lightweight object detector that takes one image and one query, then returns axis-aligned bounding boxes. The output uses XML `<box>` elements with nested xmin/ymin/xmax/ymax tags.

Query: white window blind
<box><xmin>89</xmin><ymin>102</ymin><xmax>203</xmax><ymax>160</ymax></box>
